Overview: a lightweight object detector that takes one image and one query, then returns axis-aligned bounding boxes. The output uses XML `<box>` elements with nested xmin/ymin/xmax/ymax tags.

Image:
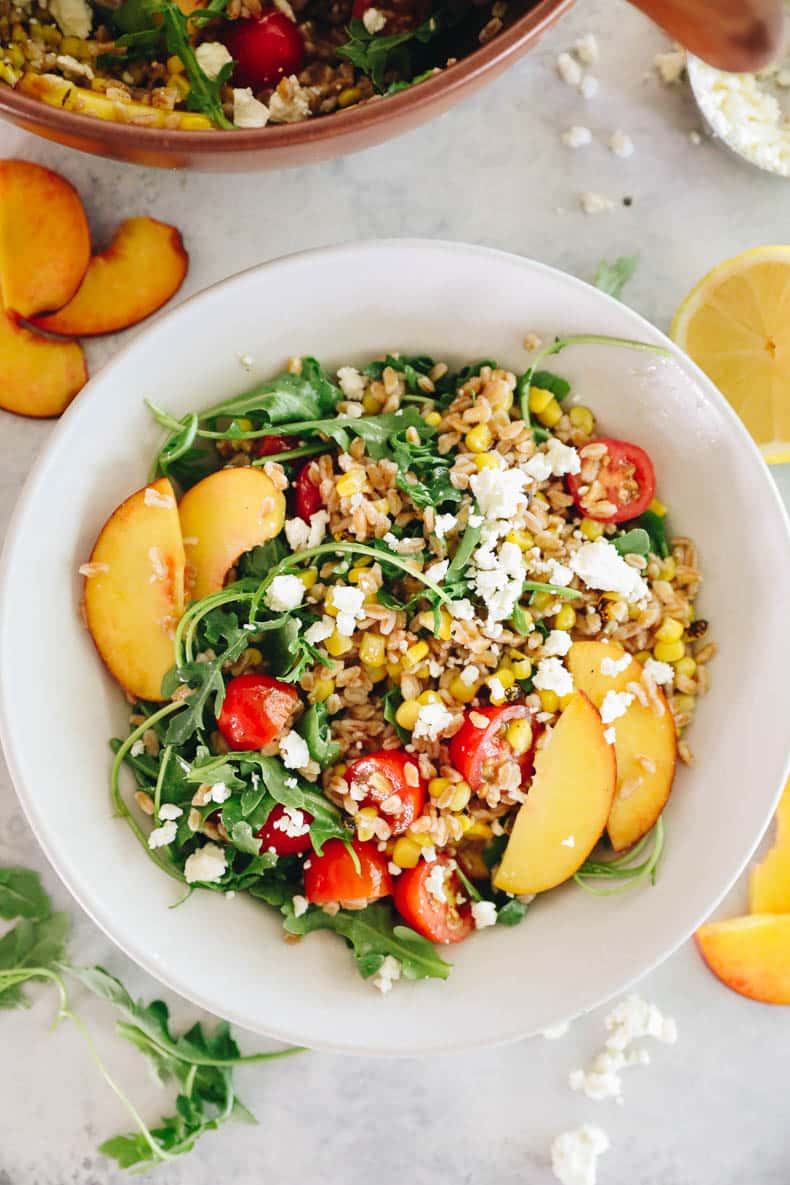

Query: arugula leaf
<box><xmin>283</xmin><ymin>900</ymin><xmax>451</xmax><ymax>981</ymax></box>
<box><xmin>445</xmin><ymin>521</ymin><xmax>482</xmax><ymax>585</ymax></box>
<box><xmin>390</xmin><ymin>429</ymin><xmax>461</xmax><ymax>510</ymax></box>
<box><xmin>265</xmin><ymin>616</ymin><xmax>330</xmax><ymax>683</ymax></box>
<box><xmin>253</xmin><ymin>756</ymin><xmax>350</xmax><ymax>855</ymax></box>
<box><xmin>164</xmin><ymin>609</ymin><xmax>249</xmax><ymax>745</ymax></box>
<box><xmin>237</xmin><ymin>536</ymin><xmax>289</xmax><ymax>579</ymax></box>
<box><xmin>0</xmin><ymin>867</ymin><xmax>52</xmax><ymax>920</ymax></box>
<box><xmin>147</xmin><ymin>0</ymin><xmax>233</xmax><ymax>128</ymax></box>
<box><xmin>630</xmin><ymin>509</ymin><xmax>671</xmax><ymax>558</ymax></box>
<box><xmin>496</xmin><ymin>898</ymin><xmax>529</xmax><ymax>926</ymax></box>
<box><xmin>0</xmin><ymin>912</ymin><xmax>69</xmax><ymax>1009</ymax></box>
<box><xmin>297</xmin><ymin>703</ymin><xmax>341</xmax><ymax>768</ymax></box>
<box><xmin>593</xmin><ymin>254</ymin><xmax>639</xmax><ymax>300</ymax></box>
<box><xmin>382</xmin><ymin>685</ymin><xmax>409</xmax><ymax>742</ymax></box>
<box><xmin>523</xmin><ymin>580</ymin><xmax>581</xmax><ymax>600</ymax></box>
<box><xmin>385</xmin><ymin>66</ymin><xmax>438</xmax><ymax>94</ymax></box>
<box><xmin>531</xmin><ymin>370</ymin><xmax>571</xmax><ymax>402</ymax></box>
<box><xmin>612</xmin><ymin>527</ymin><xmax>651</xmax><ymax>557</ymax></box>
<box><xmin>201</xmin><ymin>359</ymin><xmax>340</xmax><ymax>426</ymax></box>
<box><xmin>338</xmin><ymin>9</ymin><xmax>459</xmax><ymax>91</ymax></box>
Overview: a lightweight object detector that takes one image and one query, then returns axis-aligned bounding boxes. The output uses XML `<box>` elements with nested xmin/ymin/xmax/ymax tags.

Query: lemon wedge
<box><xmin>671</xmin><ymin>246</ymin><xmax>790</xmax><ymax>464</ymax></box>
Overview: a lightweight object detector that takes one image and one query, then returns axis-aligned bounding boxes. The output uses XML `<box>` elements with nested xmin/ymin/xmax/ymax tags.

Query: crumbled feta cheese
<box><xmin>560</xmin><ymin>835</ymin><xmax>575</xmax><ymax>848</ymax></box>
<box><xmin>654</xmin><ymin>48</ymin><xmax>685</xmax><ymax>84</ymax></box>
<box><xmin>195</xmin><ymin>40</ymin><xmax>233</xmax><ymax>79</ymax></box>
<box><xmin>580</xmin><ymin>191</ymin><xmax>614</xmax><ymax>214</ymax></box>
<box><xmin>545</xmin><ymin>437</ymin><xmax>581</xmax><ymax>477</ymax></box>
<box><xmin>603</xmin><ymin>727</ymin><xmax>616</xmax><ymax>745</ymax></box>
<box><xmin>285</xmin><ymin>512</ymin><xmax>328</xmax><ymax>551</ymax></box>
<box><xmin>556</xmin><ymin>51</ymin><xmax>582</xmax><ymax>87</ymax></box>
<box><xmin>472</xmin><ymin>536</ymin><xmax>527</xmax><ymax>625</ymax></box>
<box><xmin>413</xmin><ymin>701</ymin><xmax>454</xmax><ymax>742</ymax></box>
<box><xmin>362</xmin><ymin>5</ymin><xmax>386</xmax><ymax>32</ymax></box>
<box><xmin>292</xmin><ymin>893</ymin><xmax>309</xmax><ymax>918</ymax></box>
<box><xmin>471</xmin><ymin>900</ymin><xmax>497</xmax><ymax>929</ymax></box>
<box><xmin>184</xmin><ymin>843</ymin><xmax>227</xmax><ymax>885</ymax></box>
<box><xmin>279</xmin><ymin>731</ymin><xmax>310</xmax><ymax>770</ymax></box>
<box><xmin>273</xmin><ymin>806</ymin><xmax>310</xmax><ymax>837</ymax></box>
<box><xmin>421</xmin><ymin>845</ymin><xmax>437</xmax><ymax>863</ymax></box>
<box><xmin>542</xmin><ymin>1020</ymin><xmax>570</xmax><ymax>1039</ymax></box>
<box><xmin>609</xmin><ymin>129</ymin><xmax>635</xmax><ymax>158</ymax></box>
<box><xmin>448</xmin><ymin>599</ymin><xmax>475</xmax><ymax>620</ymax></box>
<box><xmin>642</xmin><ymin>658</ymin><xmax>673</xmax><ymax>685</ymax></box>
<box><xmin>331</xmin><ymin>585</ymin><xmax>366</xmax><ymax>636</ymax></box>
<box><xmin>460</xmin><ymin>665</ymin><xmax>480</xmax><ymax>686</ymax></box>
<box><xmin>689</xmin><ymin>129</ymin><xmax>702</xmax><ymax>145</ymax></box>
<box><xmin>305</xmin><ymin>617</ymin><xmax>334</xmax><ymax>645</ymax></box>
<box><xmin>424</xmin><ymin>862</ymin><xmax>448</xmax><ymax>904</ymax></box>
<box><xmin>239</xmin><ymin>353</ymin><xmax>254</xmax><ymax>370</ymax></box>
<box><xmin>268</xmin><ymin>75</ymin><xmax>312</xmax><ymax>123</ymax></box>
<box><xmin>600</xmin><ymin>690</ymin><xmax>634</xmax><ymax>724</ymax></box>
<box><xmin>601</xmin><ymin>653</ymin><xmax>632</xmax><ymax>677</ymax></box>
<box><xmin>371</xmin><ymin>955</ymin><xmax>402</xmax><ymax>994</ymax></box>
<box><xmin>551</xmin><ymin>1124</ymin><xmax>610</xmax><ymax>1185</ymax></box>
<box><xmin>470</xmin><ymin>467</ymin><xmax>529</xmax><ymax>521</ymax></box>
<box><xmin>144</xmin><ymin>486</ymin><xmax>175</xmax><ymax>509</ymax></box>
<box><xmin>434</xmin><ymin>513</ymin><xmax>457</xmax><ymax>539</ymax></box>
<box><xmin>569</xmin><ymin>538</ymin><xmax>648</xmax><ymax>604</ymax></box>
<box><xmin>569</xmin><ymin>994</ymin><xmax>677</xmax><ymax>1104</ymax></box>
<box><xmin>233</xmin><ymin>87</ymin><xmax>269</xmax><ymax>128</ymax></box>
<box><xmin>524</xmin><ymin>452</ymin><xmax>553</xmax><ymax>482</ymax></box>
<box><xmin>574</xmin><ymin>32</ymin><xmax>599</xmax><ymax>64</ymax></box>
<box><xmin>579</xmin><ymin>75</ymin><xmax>599</xmax><ymax>99</ymax></box>
<box><xmin>561</xmin><ymin>125</ymin><xmax>592</xmax><ymax>149</ymax></box>
<box><xmin>543</xmin><ymin>558</ymin><xmax>573</xmax><ymax>587</ymax></box>
<box><xmin>543</xmin><ymin>630</ymin><xmax>573</xmax><ymax>658</ymax></box>
<box><xmin>208</xmin><ymin>782</ymin><xmax>232</xmax><ymax>804</ymax></box>
<box><xmin>158</xmin><ymin>803</ymin><xmax>183</xmax><ymax>821</ymax></box>
<box><xmin>534</xmin><ymin>658</ymin><xmax>574</xmax><ymax>698</ymax></box>
<box><xmin>425</xmin><ymin>559</ymin><xmax>449</xmax><ymax>582</ymax></box>
<box><xmin>488</xmin><ymin>676</ymin><xmax>507</xmax><ymax>701</ymax></box>
<box><xmin>337</xmin><ymin>366</ymin><xmax>366</xmax><ymax>400</ymax></box>
<box><xmin>264</xmin><ymin>574</ymin><xmax>305</xmax><ymax>612</ymax></box>
<box><xmin>50</xmin><ymin>0</ymin><xmax>91</xmax><ymax>38</ymax></box>
<box><xmin>55</xmin><ymin>52</ymin><xmax>93</xmax><ymax>80</ymax></box>
<box><xmin>147</xmin><ymin>820</ymin><xmax>177</xmax><ymax>849</ymax></box>
<box><xmin>130</xmin><ymin>739</ymin><xmax>145</xmax><ymax>757</ymax></box>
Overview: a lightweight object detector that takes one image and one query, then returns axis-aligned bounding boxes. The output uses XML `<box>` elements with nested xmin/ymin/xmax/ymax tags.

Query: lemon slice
<box><xmin>671</xmin><ymin>246</ymin><xmax>790</xmax><ymax>464</ymax></box>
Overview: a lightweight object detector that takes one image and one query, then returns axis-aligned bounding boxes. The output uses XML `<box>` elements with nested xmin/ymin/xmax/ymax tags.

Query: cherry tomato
<box><xmin>566</xmin><ymin>438</ymin><xmax>656</xmax><ymax>523</ymax></box>
<box><xmin>295</xmin><ymin>460</ymin><xmax>323</xmax><ymax>521</ymax></box>
<box><xmin>449</xmin><ymin>704</ymin><xmax>537</xmax><ymax>793</ymax></box>
<box><xmin>304</xmin><ymin>838</ymin><xmax>392</xmax><ymax>905</ymax></box>
<box><xmin>254</xmin><ymin>433</ymin><xmax>298</xmax><ymax>459</ymax></box>
<box><xmin>351</xmin><ymin>0</ymin><xmax>369</xmax><ymax>15</ymax></box>
<box><xmin>224</xmin><ymin>9</ymin><xmax>305</xmax><ymax>90</ymax></box>
<box><xmin>343</xmin><ymin>750</ymin><xmax>425</xmax><ymax>837</ymax></box>
<box><xmin>256</xmin><ymin>803</ymin><xmax>314</xmax><ymax>855</ymax></box>
<box><xmin>217</xmin><ymin>673</ymin><xmax>299</xmax><ymax>751</ymax></box>
<box><xmin>393</xmin><ymin>856</ymin><xmax>473</xmax><ymax>944</ymax></box>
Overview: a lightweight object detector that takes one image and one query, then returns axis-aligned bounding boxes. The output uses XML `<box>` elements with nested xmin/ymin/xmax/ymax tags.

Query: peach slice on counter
<box><xmin>178</xmin><ymin>467</ymin><xmax>286</xmax><ymax>602</ymax></box>
<box><xmin>0</xmin><ymin>308</ymin><xmax>87</xmax><ymax>418</ymax></box>
<box><xmin>0</xmin><ymin>159</ymin><xmax>90</xmax><ymax>318</ymax></box>
<box><xmin>34</xmin><ymin>217</ymin><xmax>188</xmax><ymax>338</ymax></box>
<box><xmin>16</xmin><ymin>73</ymin><xmax>213</xmax><ymax>131</ymax></box>
<box><xmin>695</xmin><ymin>915</ymin><xmax>790</xmax><ymax>1005</ymax></box>
<box><xmin>493</xmin><ymin>691</ymin><xmax>616</xmax><ymax>895</ymax></box>
<box><xmin>567</xmin><ymin>640</ymin><xmax>677</xmax><ymax>851</ymax></box>
<box><xmin>83</xmin><ymin>478</ymin><xmax>185</xmax><ymax>702</ymax></box>
<box><xmin>749</xmin><ymin>777</ymin><xmax>790</xmax><ymax>914</ymax></box>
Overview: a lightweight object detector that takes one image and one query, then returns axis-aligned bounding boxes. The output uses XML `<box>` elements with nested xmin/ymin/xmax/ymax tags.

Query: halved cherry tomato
<box><xmin>295</xmin><ymin>460</ymin><xmax>323</xmax><ymax>521</ymax></box>
<box><xmin>224</xmin><ymin>9</ymin><xmax>305</xmax><ymax>90</ymax></box>
<box><xmin>393</xmin><ymin>856</ymin><xmax>473</xmax><ymax>944</ymax></box>
<box><xmin>256</xmin><ymin>803</ymin><xmax>314</xmax><ymax>855</ymax></box>
<box><xmin>351</xmin><ymin>0</ymin><xmax>369</xmax><ymax>15</ymax></box>
<box><xmin>566</xmin><ymin>438</ymin><xmax>656</xmax><ymax>523</ymax></box>
<box><xmin>343</xmin><ymin>750</ymin><xmax>425</xmax><ymax>837</ymax></box>
<box><xmin>449</xmin><ymin>704</ymin><xmax>537</xmax><ymax>793</ymax></box>
<box><xmin>304</xmin><ymin>838</ymin><xmax>392</xmax><ymax>905</ymax></box>
<box><xmin>217</xmin><ymin>673</ymin><xmax>299</xmax><ymax>751</ymax></box>
<box><xmin>254</xmin><ymin>433</ymin><xmax>298</xmax><ymax>459</ymax></box>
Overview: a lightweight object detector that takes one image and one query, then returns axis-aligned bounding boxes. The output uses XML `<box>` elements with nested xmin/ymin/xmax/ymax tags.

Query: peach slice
<box><xmin>17</xmin><ymin>73</ymin><xmax>213</xmax><ymax>131</ymax></box>
<box><xmin>493</xmin><ymin>691</ymin><xmax>616</xmax><ymax>895</ymax></box>
<box><xmin>695</xmin><ymin>915</ymin><xmax>790</xmax><ymax>1005</ymax></box>
<box><xmin>567</xmin><ymin>640</ymin><xmax>677</xmax><ymax>851</ymax></box>
<box><xmin>83</xmin><ymin>478</ymin><xmax>185</xmax><ymax>702</ymax></box>
<box><xmin>0</xmin><ymin>159</ymin><xmax>90</xmax><ymax>318</ymax></box>
<box><xmin>178</xmin><ymin>467</ymin><xmax>286</xmax><ymax>602</ymax></box>
<box><xmin>749</xmin><ymin>777</ymin><xmax>790</xmax><ymax>914</ymax></box>
<box><xmin>0</xmin><ymin>308</ymin><xmax>87</xmax><ymax>418</ymax></box>
<box><xmin>34</xmin><ymin>217</ymin><xmax>188</xmax><ymax>338</ymax></box>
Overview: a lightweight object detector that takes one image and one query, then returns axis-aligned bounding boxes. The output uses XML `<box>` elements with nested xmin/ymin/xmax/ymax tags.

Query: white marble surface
<box><xmin>2</xmin><ymin>1</ymin><xmax>790</xmax><ymax>1181</ymax></box>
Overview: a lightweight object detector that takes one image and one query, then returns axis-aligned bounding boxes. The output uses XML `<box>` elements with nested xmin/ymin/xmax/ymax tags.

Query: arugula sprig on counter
<box><xmin>593</xmin><ymin>254</ymin><xmax>639</xmax><ymax>301</ymax></box>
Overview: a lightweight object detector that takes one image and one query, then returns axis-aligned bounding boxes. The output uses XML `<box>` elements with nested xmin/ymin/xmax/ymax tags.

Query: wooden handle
<box><xmin>628</xmin><ymin>0</ymin><xmax>786</xmax><ymax>71</ymax></box>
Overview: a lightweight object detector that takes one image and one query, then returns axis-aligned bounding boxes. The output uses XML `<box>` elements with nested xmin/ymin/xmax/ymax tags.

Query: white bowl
<box><xmin>2</xmin><ymin>241</ymin><xmax>789</xmax><ymax>1056</ymax></box>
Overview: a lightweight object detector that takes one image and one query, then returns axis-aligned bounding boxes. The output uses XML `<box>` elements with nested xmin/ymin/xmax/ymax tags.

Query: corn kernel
<box><xmin>417</xmin><ymin>690</ymin><xmax>440</xmax><ymax>706</ymax></box>
<box><xmin>656</xmin><ymin>617</ymin><xmax>684</xmax><ymax>644</ymax></box>
<box><xmin>11</xmin><ymin>22</ymin><xmax>26</xmax><ymax>40</ymax></box>
<box><xmin>475</xmin><ymin>452</ymin><xmax>504</xmax><ymax>471</ymax></box>
<box><xmin>649</xmin><ymin>497</ymin><xmax>667</xmax><ymax>517</ymax></box>
<box><xmin>428</xmin><ymin>777</ymin><xmax>451</xmax><ymax>798</ymax></box>
<box><xmin>674</xmin><ymin>694</ymin><xmax>696</xmax><ymax>714</ymax></box>
<box><xmin>554</xmin><ymin>604</ymin><xmax>577</xmax><ymax>630</ymax></box>
<box><xmin>386</xmin><ymin>661</ymin><xmax>402</xmax><ymax>679</ymax></box>
<box><xmin>7</xmin><ymin>45</ymin><xmax>24</xmax><ymax>67</ymax></box>
<box><xmin>464</xmin><ymin>423</ymin><xmax>492</xmax><ymax>453</ymax></box>
<box><xmin>506</xmin><ymin>718</ymin><xmax>533</xmax><ymax>756</ymax></box>
<box><xmin>532</xmin><ymin>491</ymin><xmax>549</xmax><ymax>506</ymax></box>
<box><xmin>487</xmin><ymin>668</ymin><xmax>515</xmax><ymax>705</ymax></box>
<box><xmin>337</xmin><ymin>84</ymin><xmax>361</xmax><ymax>108</ymax></box>
<box><xmin>336</xmin><ymin>468</ymin><xmax>366</xmax><ymax>498</ymax></box>
<box><xmin>166</xmin><ymin>54</ymin><xmax>184</xmax><ymax>73</ymax></box>
<box><xmin>675</xmin><ymin>656</ymin><xmax>697</xmax><ymax>678</ymax></box>
<box><xmin>348</xmin><ymin>565</ymin><xmax>367</xmax><ymax>585</ymax></box>
<box><xmin>635</xmin><ymin>650</ymin><xmax>651</xmax><ymax>665</ymax></box>
<box><xmin>362</xmin><ymin>392</ymin><xmax>380</xmax><ymax>414</ymax></box>
<box><xmin>506</xmin><ymin>529</ymin><xmax>534</xmax><ymax>550</ymax></box>
<box><xmin>580</xmin><ymin>517</ymin><xmax>605</xmax><ymax>541</ymax></box>
<box><xmin>404</xmin><ymin>640</ymin><xmax>429</xmax><ymax>669</ymax></box>
<box><xmin>658</xmin><ymin>556</ymin><xmax>677</xmax><ymax>581</ymax></box>
<box><xmin>325</xmin><ymin>629</ymin><xmax>353</xmax><ymax>657</ymax></box>
<box><xmin>449</xmin><ymin>674</ymin><xmax>478</xmax><ymax>703</ymax></box>
<box><xmin>363</xmin><ymin>663</ymin><xmax>388</xmax><ymax>683</ymax></box>
<box><xmin>244</xmin><ymin>647</ymin><xmax>262</xmax><ymax>665</ymax></box>
<box><xmin>456</xmin><ymin>814</ymin><xmax>475</xmax><ymax>835</ymax></box>
<box><xmin>538</xmin><ymin>398</ymin><xmax>563</xmax><ymax>428</ymax></box>
<box><xmin>425</xmin><ymin>411</ymin><xmax>442</xmax><ymax>428</ymax></box>
<box><xmin>465</xmin><ymin>820</ymin><xmax>493</xmax><ymax>840</ymax></box>
<box><xmin>653</xmin><ymin>640</ymin><xmax>685</xmax><ymax>664</ymax></box>
<box><xmin>569</xmin><ymin>405</ymin><xmax>595</xmax><ymax>435</ymax></box>
<box><xmin>359</xmin><ymin>631</ymin><xmax>386</xmax><ymax>666</ymax></box>
<box><xmin>528</xmin><ymin>386</ymin><xmax>554</xmax><ymax>414</ymax></box>
<box><xmin>392</xmin><ymin>837</ymin><xmax>422</xmax><ymax>868</ymax></box>
<box><xmin>395</xmin><ymin>699</ymin><xmax>420</xmax><ymax>730</ymax></box>
<box><xmin>539</xmin><ymin>688</ymin><xmax>560</xmax><ymax>712</ymax></box>
<box><xmin>406</xmin><ymin>830</ymin><xmax>434</xmax><ymax>847</ymax></box>
<box><xmin>511</xmin><ymin>658</ymin><xmax>533</xmax><ymax>680</ymax></box>
<box><xmin>356</xmin><ymin>806</ymin><xmax>378</xmax><ymax>841</ymax></box>
<box><xmin>299</xmin><ymin>567</ymin><xmax>318</xmax><ymax>590</ymax></box>
<box><xmin>449</xmin><ymin>781</ymin><xmax>472</xmax><ymax>812</ymax></box>
<box><xmin>59</xmin><ymin>35</ymin><xmax>84</xmax><ymax>55</ymax></box>
<box><xmin>170</xmin><ymin>72</ymin><xmax>191</xmax><ymax>98</ymax></box>
<box><xmin>532</xmin><ymin>590</ymin><xmax>552</xmax><ymax>611</ymax></box>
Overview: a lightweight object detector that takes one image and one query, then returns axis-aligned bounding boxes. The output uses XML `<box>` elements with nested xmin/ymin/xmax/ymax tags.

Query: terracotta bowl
<box><xmin>0</xmin><ymin>0</ymin><xmax>574</xmax><ymax>170</ymax></box>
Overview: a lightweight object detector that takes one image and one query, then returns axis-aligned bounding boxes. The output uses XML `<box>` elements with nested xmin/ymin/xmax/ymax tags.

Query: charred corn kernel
<box><xmin>654</xmin><ymin>640</ymin><xmax>685</xmax><ymax>664</ymax></box>
<box><xmin>310</xmin><ymin>677</ymin><xmax>335</xmax><ymax>703</ymax></box>
<box><xmin>539</xmin><ymin>688</ymin><xmax>560</xmax><ymax>712</ymax></box>
<box><xmin>325</xmin><ymin>629</ymin><xmax>353</xmax><ymax>657</ymax></box>
<box><xmin>417</xmin><ymin>689</ymin><xmax>440</xmax><ymax>706</ymax></box>
<box><xmin>166</xmin><ymin>54</ymin><xmax>185</xmax><ymax>73</ymax></box>
<box><xmin>674</xmin><ymin>693</ymin><xmax>696</xmax><ymax>714</ymax></box>
<box><xmin>425</xmin><ymin>411</ymin><xmax>442</xmax><ymax>428</ymax></box>
<box><xmin>449</xmin><ymin>674</ymin><xmax>478</xmax><ymax>703</ymax></box>
<box><xmin>511</xmin><ymin>658</ymin><xmax>533</xmax><ymax>680</ymax></box>
<box><xmin>580</xmin><ymin>516</ymin><xmax>605</xmax><ymax>541</ymax></box>
<box><xmin>659</xmin><ymin>556</ymin><xmax>677</xmax><ymax>581</ymax></box>
<box><xmin>404</xmin><ymin>640</ymin><xmax>429</xmax><ymax>669</ymax></box>
<box><xmin>528</xmin><ymin>386</ymin><xmax>554</xmax><ymax>414</ymax></box>
<box><xmin>675</xmin><ymin>656</ymin><xmax>697</xmax><ymax>678</ymax></box>
<box><xmin>532</xmin><ymin>491</ymin><xmax>549</xmax><ymax>506</ymax></box>
<box><xmin>429</xmin><ymin>777</ymin><xmax>452</xmax><ymax>798</ymax></box>
<box><xmin>363</xmin><ymin>663</ymin><xmax>388</xmax><ymax>683</ymax></box>
<box><xmin>362</xmin><ymin>392</ymin><xmax>380</xmax><ymax>414</ymax></box>
<box><xmin>538</xmin><ymin>398</ymin><xmax>563</xmax><ymax>428</ymax></box>
<box><xmin>299</xmin><ymin>568</ymin><xmax>318</xmax><ymax>589</ymax></box>
<box><xmin>465</xmin><ymin>819</ymin><xmax>493</xmax><ymax>840</ymax></box>
<box><xmin>465</xmin><ymin>423</ymin><xmax>492</xmax><ymax>453</ymax></box>
<box><xmin>506</xmin><ymin>718</ymin><xmax>533</xmax><ymax>756</ymax></box>
<box><xmin>532</xmin><ymin>590</ymin><xmax>552</xmax><ymax>611</ymax></box>
<box><xmin>487</xmin><ymin>669</ymin><xmax>515</xmax><ymax>705</ymax></box>
<box><xmin>386</xmin><ymin>661</ymin><xmax>402</xmax><ymax>679</ymax></box>
<box><xmin>336</xmin><ymin>468</ymin><xmax>366</xmax><ymax>498</ymax></box>
<box><xmin>392</xmin><ymin>836</ymin><xmax>421</xmax><ymax>868</ymax></box>
<box><xmin>337</xmin><ymin>84</ymin><xmax>361</xmax><ymax>108</ymax></box>
<box><xmin>506</xmin><ymin>529</ymin><xmax>534</xmax><ymax>550</ymax></box>
<box><xmin>475</xmin><ymin>452</ymin><xmax>504</xmax><ymax>471</ymax></box>
<box><xmin>170</xmin><ymin>74</ymin><xmax>191</xmax><ymax>99</ymax></box>
<box><xmin>656</xmin><ymin>617</ymin><xmax>684</xmax><ymax>644</ymax></box>
<box><xmin>359</xmin><ymin>632</ymin><xmax>386</xmax><ymax>666</ymax></box>
<box><xmin>449</xmin><ymin>781</ymin><xmax>472</xmax><ymax>812</ymax></box>
<box><xmin>649</xmin><ymin>497</ymin><xmax>667</xmax><ymax>517</ymax></box>
<box><xmin>569</xmin><ymin>405</ymin><xmax>595</xmax><ymax>434</ymax></box>
<box><xmin>554</xmin><ymin>604</ymin><xmax>576</xmax><ymax>630</ymax></box>
<box><xmin>395</xmin><ymin>699</ymin><xmax>420</xmax><ymax>730</ymax></box>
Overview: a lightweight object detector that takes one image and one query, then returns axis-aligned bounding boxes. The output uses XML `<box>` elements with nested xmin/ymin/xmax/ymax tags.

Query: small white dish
<box><xmin>1</xmin><ymin>241</ymin><xmax>789</xmax><ymax>1055</ymax></box>
<box><xmin>688</xmin><ymin>52</ymin><xmax>790</xmax><ymax>176</ymax></box>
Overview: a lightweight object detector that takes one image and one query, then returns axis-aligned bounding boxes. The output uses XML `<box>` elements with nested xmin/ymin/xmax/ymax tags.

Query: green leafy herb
<box><xmin>631</xmin><ymin>509</ymin><xmax>671</xmax><ymax>558</ymax></box>
<box><xmin>385</xmin><ymin>66</ymin><xmax>438</xmax><ymax>94</ymax></box>
<box><xmin>612</xmin><ymin>527</ymin><xmax>651</xmax><ymax>557</ymax></box>
<box><xmin>391</xmin><ymin>429</ymin><xmax>461</xmax><ymax>510</ymax></box>
<box><xmin>482</xmin><ymin>834</ymin><xmax>508</xmax><ymax>870</ymax></box>
<box><xmin>530</xmin><ymin>370</ymin><xmax>571</xmax><ymax>402</ymax></box>
<box><xmin>523</xmin><ymin>580</ymin><xmax>582</xmax><ymax>600</ymax></box>
<box><xmin>445</xmin><ymin>521</ymin><xmax>482</xmax><ymax>585</ymax></box>
<box><xmin>253</xmin><ymin>756</ymin><xmax>351</xmax><ymax>855</ymax></box>
<box><xmin>297</xmin><ymin>702</ymin><xmax>341</xmax><ymax>768</ymax></box>
<box><xmin>495</xmin><ymin>898</ymin><xmax>529</xmax><ymax>927</ymax></box>
<box><xmin>265</xmin><ymin>616</ymin><xmax>331</xmax><ymax>683</ymax></box>
<box><xmin>574</xmin><ymin>818</ymin><xmax>665</xmax><ymax>895</ymax></box>
<box><xmin>593</xmin><ymin>254</ymin><xmax>639</xmax><ymax>301</ymax></box>
<box><xmin>147</xmin><ymin>0</ymin><xmax>234</xmax><ymax>128</ymax></box>
<box><xmin>0</xmin><ymin>867</ymin><xmax>53</xmax><ymax>921</ymax></box>
<box><xmin>0</xmin><ymin>913</ymin><xmax>69</xmax><ymax>1010</ymax></box>
<box><xmin>164</xmin><ymin>610</ymin><xmax>250</xmax><ymax>746</ymax></box>
<box><xmin>338</xmin><ymin>14</ymin><xmax>449</xmax><ymax>91</ymax></box>
<box><xmin>382</xmin><ymin>686</ymin><xmax>410</xmax><ymax>743</ymax></box>
<box><xmin>510</xmin><ymin>601</ymin><xmax>531</xmax><ymax>636</ymax></box>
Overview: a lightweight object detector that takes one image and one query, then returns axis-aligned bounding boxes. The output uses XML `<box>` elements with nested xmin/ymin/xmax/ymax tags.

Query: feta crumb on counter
<box><xmin>371</xmin><ymin>955</ymin><xmax>402</xmax><ymax>994</ymax></box>
<box><xmin>233</xmin><ymin>88</ymin><xmax>270</xmax><ymax>129</ymax></box>
<box><xmin>471</xmin><ymin>900</ymin><xmax>497</xmax><ymax>929</ymax></box>
<box><xmin>562</xmin><ymin>126</ymin><xmax>592</xmax><ymax>149</ymax></box>
<box><xmin>569</xmin><ymin>994</ymin><xmax>678</xmax><ymax>1103</ymax></box>
<box><xmin>551</xmin><ymin>1124</ymin><xmax>610</xmax><ymax>1185</ymax></box>
<box><xmin>574</xmin><ymin>32</ymin><xmax>599</xmax><ymax>64</ymax></box>
<box><xmin>556</xmin><ymin>51</ymin><xmax>582</xmax><ymax>87</ymax></box>
<box><xmin>608</xmin><ymin>130</ymin><xmax>634</xmax><ymax>158</ymax></box>
<box><xmin>265</xmin><ymin>573</ymin><xmax>305</xmax><ymax>612</ymax></box>
<box><xmin>184</xmin><ymin>843</ymin><xmax>227</xmax><ymax>884</ymax></box>
<box><xmin>654</xmin><ymin>47</ymin><xmax>685</xmax><ymax>84</ymax></box>
<box><xmin>195</xmin><ymin>41</ymin><xmax>233</xmax><ymax>80</ymax></box>
<box><xmin>579</xmin><ymin>75</ymin><xmax>599</xmax><ymax>100</ymax></box>
<box><xmin>580</xmin><ymin>191</ymin><xmax>614</xmax><ymax>214</ymax></box>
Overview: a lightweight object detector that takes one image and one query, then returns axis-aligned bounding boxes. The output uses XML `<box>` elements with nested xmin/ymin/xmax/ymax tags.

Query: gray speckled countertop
<box><xmin>2</xmin><ymin>2</ymin><xmax>790</xmax><ymax>1180</ymax></box>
